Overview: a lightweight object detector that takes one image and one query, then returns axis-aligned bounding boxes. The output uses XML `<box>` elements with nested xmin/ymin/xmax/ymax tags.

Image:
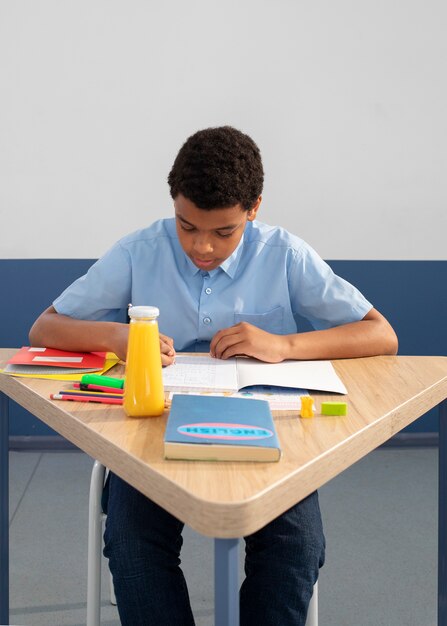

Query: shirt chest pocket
<box><xmin>234</xmin><ymin>306</ymin><xmax>284</xmax><ymax>334</ymax></box>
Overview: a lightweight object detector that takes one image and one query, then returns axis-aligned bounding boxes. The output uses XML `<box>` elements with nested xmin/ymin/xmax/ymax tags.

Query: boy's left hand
<box><xmin>210</xmin><ymin>322</ymin><xmax>286</xmax><ymax>362</ymax></box>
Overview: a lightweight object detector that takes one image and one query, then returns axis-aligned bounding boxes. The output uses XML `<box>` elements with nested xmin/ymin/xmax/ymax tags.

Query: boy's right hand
<box><xmin>159</xmin><ymin>333</ymin><xmax>176</xmax><ymax>366</ymax></box>
<box><xmin>29</xmin><ymin>306</ymin><xmax>176</xmax><ymax>367</ymax></box>
<box><xmin>113</xmin><ymin>325</ymin><xmax>176</xmax><ymax>367</ymax></box>
<box><xmin>111</xmin><ymin>323</ymin><xmax>130</xmax><ymax>362</ymax></box>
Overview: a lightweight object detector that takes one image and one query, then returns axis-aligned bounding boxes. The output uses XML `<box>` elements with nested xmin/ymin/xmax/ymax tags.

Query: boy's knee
<box><xmin>103</xmin><ymin>474</ymin><xmax>184</xmax><ymax>569</ymax></box>
<box><xmin>246</xmin><ymin>491</ymin><xmax>325</xmax><ymax>569</ymax></box>
<box><xmin>104</xmin><ymin>520</ymin><xmax>183</xmax><ymax>578</ymax></box>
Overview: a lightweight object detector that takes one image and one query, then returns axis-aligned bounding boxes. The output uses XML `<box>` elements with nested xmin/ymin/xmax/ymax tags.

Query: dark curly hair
<box><xmin>168</xmin><ymin>126</ymin><xmax>264</xmax><ymax>211</ymax></box>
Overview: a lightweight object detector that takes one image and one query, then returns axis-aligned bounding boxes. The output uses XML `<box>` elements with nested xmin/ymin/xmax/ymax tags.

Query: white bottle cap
<box><xmin>128</xmin><ymin>305</ymin><xmax>160</xmax><ymax>319</ymax></box>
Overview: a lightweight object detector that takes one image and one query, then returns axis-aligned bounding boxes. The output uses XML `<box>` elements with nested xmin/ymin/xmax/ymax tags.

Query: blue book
<box><xmin>164</xmin><ymin>394</ymin><xmax>281</xmax><ymax>462</ymax></box>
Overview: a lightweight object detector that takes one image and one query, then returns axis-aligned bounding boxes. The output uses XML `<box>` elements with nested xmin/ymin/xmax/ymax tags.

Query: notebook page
<box><xmin>162</xmin><ymin>355</ymin><xmax>238</xmax><ymax>391</ymax></box>
<box><xmin>236</xmin><ymin>359</ymin><xmax>347</xmax><ymax>394</ymax></box>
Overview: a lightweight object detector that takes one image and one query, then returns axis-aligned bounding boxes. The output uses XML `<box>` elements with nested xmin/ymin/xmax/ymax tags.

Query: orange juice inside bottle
<box><xmin>123</xmin><ymin>306</ymin><xmax>165</xmax><ymax>417</ymax></box>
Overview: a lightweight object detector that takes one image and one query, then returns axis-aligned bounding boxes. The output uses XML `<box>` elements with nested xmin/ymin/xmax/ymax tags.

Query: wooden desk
<box><xmin>1</xmin><ymin>351</ymin><xmax>447</xmax><ymax>625</ymax></box>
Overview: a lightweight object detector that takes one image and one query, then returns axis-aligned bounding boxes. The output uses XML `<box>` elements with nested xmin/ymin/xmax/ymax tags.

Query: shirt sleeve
<box><xmin>53</xmin><ymin>241</ymin><xmax>132</xmax><ymax>322</ymax></box>
<box><xmin>288</xmin><ymin>243</ymin><xmax>373</xmax><ymax>330</ymax></box>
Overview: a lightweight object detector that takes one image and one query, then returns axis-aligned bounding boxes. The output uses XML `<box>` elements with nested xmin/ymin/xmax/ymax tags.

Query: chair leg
<box><xmin>109</xmin><ymin>570</ymin><xmax>117</xmax><ymax>605</ymax></box>
<box><xmin>305</xmin><ymin>581</ymin><xmax>318</xmax><ymax>626</ymax></box>
<box><xmin>87</xmin><ymin>461</ymin><xmax>106</xmax><ymax>626</ymax></box>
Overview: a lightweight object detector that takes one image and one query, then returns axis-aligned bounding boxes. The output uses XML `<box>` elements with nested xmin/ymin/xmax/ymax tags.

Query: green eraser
<box><xmin>321</xmin><ymin>402</ymin><xmax>347</xmax><ymax>416</ymax></box>
<box><xmin>81</xmin><ymin>374</ymin><xmax>125</xmax><ymax>389</ymax></box>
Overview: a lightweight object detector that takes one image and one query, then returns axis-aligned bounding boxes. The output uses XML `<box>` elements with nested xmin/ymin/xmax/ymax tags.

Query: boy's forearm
<box><xmin>281</xmin><ymin>310</ymin><xmax>398</xmax><ymax>361</ymax></box>
<box><xmin>29</xmin><ymin>308</ymin><xmax>126</xmax><ymax>357</ymax></box>
<box><xmin>211</xmin><ymin>307</ymin><xmax>398</xmax><ymax>363</ymax></box>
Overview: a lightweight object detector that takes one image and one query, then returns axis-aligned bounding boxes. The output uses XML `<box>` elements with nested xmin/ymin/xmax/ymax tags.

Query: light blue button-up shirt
<box><xmin>53</xmin><ymin>218</ymin><xmax>372</xmax><ymax>352</ymax></box>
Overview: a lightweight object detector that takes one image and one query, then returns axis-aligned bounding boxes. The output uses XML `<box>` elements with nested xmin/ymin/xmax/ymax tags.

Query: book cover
<box><xmin>7</xmin><ymin>347</ymin><xmax>106</xmax><ymax>371</ymax></box>
<box><xmin>164</xmin><ymin>394</ymin><xmax>281</xmax><ymax>462</ymax></box>
<box><xmin>0</xmin><ymin>347</ymin><xmax>115</xmax><ymax>381</ymax></box>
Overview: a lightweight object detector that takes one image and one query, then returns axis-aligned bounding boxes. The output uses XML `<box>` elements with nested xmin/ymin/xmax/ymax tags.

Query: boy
<box><xmin>30</xmin><ymin>126</ymin><xmax>398</xmax><ymax>625</ymax></box>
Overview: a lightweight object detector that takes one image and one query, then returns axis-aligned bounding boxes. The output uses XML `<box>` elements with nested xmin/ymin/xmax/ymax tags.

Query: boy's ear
<box><xmin>247</xmin><ymin>196</ymin><xmax>262</xmax><ymax>221</ymax></box>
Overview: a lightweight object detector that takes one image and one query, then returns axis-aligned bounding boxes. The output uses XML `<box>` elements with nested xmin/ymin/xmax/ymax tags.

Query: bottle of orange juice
<box><xmin>123</xmin><ymin>305</ymin><xmax>165</xmax><ymax>417</ymax></box>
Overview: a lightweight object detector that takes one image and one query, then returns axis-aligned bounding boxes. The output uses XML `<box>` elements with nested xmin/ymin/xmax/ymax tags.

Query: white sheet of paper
<box><xmin>32</xmin><ymin>356</ymin><xmax>83</xmax><ymax>363</ymax></box>
<box><xmin>236</xmin><ymin>359</ymin><xmax>347</xmax><ymax>394</ymax></box>
<box><xmin>168</xmin><ymin>387</ymin><xmax>308</xmax><ymax>411</ymax></box>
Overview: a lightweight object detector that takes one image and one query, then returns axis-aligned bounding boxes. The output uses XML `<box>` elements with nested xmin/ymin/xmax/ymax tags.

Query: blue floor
<box><xmin>8</xmin><ymin>447</ymin><xmax>437</xmax><ymax>626</ymax></box>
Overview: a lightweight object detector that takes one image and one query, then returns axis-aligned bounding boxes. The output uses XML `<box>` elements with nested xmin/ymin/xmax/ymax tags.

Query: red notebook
<box><xmin>7</xmin><ymin>347</ymin><xmax>106</xmax><ymax>370</ymax></box>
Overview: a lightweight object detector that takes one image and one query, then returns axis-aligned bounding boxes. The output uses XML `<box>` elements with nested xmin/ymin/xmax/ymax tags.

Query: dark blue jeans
<box><xmin>103</xmin><ymin>473</ymin><xmax>325</xmax><ymax>626</ymax></box>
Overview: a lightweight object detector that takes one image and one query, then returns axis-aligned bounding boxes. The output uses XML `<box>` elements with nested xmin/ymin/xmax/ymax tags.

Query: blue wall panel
<box><xmin>328</xmin><ymin>261</ymin><xmax>447</xmax><ymax>432</ymax></box>
<box><xmin>1</xmin><ymin>260</ymin><xmax>446</xmax><ymax>436</ymax></box>
<box><xmin>1</xmin><ymin>260</ymin><xmax>95</xmax><ymax>436</ymax></box>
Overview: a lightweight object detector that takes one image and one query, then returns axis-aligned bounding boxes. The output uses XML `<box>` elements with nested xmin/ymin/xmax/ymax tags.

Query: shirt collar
<box><xmin>218</xmin><ymin>232</ymin><xmax>245</xmax><ymax>278</ymax></box>
<box><xmin>182</xmin><ymin>231</ymin><xmax>245</xmax><ymax>279</ymax></box>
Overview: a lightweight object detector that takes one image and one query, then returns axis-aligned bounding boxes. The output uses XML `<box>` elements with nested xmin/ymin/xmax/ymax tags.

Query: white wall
<box><xmin>1</xmin><ymin>0</ymin><xmax>446</xmax><ymax>260</ymax></box>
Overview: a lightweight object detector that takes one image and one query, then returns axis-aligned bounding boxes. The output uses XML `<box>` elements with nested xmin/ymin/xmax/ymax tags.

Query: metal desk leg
<box><xmin>439</xmin><ymin>399</ymin><xmax>447</xmax><ymax>626</ymax></box>
<box><xmin>215</xmin><ymin>538</ymin><xmax>239</xmax><ymax>626</ymax></box>
<box><xmin>0</xmin><ymin>392</ymin><xmax>9</xmax><ymax>625</ymax></box>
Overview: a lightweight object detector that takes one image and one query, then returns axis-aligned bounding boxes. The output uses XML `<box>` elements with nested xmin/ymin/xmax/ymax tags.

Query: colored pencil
<box><xmin>50</xmin><ymin>393</ymin><xmax>171</xmax><ymax>409</ymax></box>
<box><xmin>50</xmin><ymin>393</ymin><xmax>123</xmax><ymax>405</ymax></box>
<box><xmin>58</xmin><ymin>389</ymin><xmax>123</xmax><ymax>399</ymax></box>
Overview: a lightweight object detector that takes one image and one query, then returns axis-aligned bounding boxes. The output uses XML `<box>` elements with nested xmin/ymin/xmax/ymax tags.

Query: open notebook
<box><xmin>162</xmin><ymin>355</ymin><xmax>347</xmax><ymax>395</ymax></box>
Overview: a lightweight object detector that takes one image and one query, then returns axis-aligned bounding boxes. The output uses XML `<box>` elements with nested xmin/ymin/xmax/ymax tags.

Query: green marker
<box><xmin>321</xmin><ymin>402</ymin><xmax>347</xmax><ymax>416</ymax></box>
<box><xmin>81</xmin><ymin>374</ymin><xmax>125</xmax><ymax>389</ymax></box>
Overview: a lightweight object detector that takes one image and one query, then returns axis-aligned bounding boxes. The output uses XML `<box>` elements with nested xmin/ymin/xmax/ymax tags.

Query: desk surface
<box><xmin>1</xmin><ymin>350</ymin><xmax>447</xmax><ymax>538</ymax></box>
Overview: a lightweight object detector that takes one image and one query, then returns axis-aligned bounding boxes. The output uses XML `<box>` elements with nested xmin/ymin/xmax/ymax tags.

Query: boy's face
<box><xmin>174</xmin><ymin>194</ymin><xmax>260</xmax><ymax>272</ymax></box>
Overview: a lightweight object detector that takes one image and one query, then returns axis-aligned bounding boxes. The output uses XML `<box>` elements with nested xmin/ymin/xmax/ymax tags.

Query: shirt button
<box><xmin>205</xmin><ymin>287</ymin><xmax>212</xmax><ymax>295</ymax></box>
<box><xmin>203</xmin><ymin>317</ymin><xmax>211</xmax><ymax>325</ymax></box>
